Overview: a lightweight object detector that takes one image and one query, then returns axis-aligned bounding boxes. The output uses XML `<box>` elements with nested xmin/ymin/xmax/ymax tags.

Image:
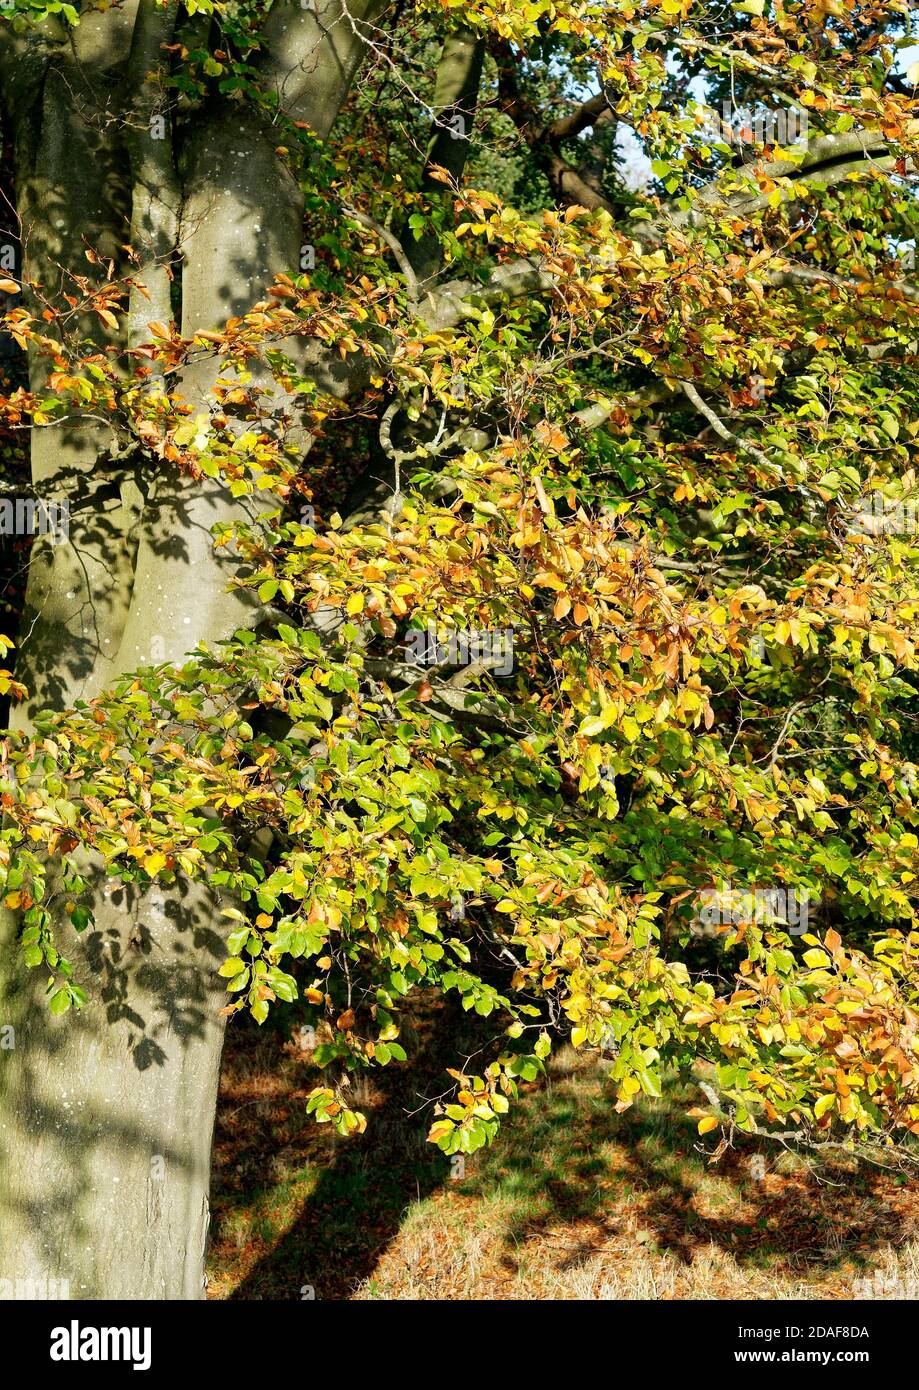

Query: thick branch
<box><xmin>492</xmin><ymin>42</ymin><xmax>618</xmax><ymax>216</ymax></box>
<box><xmin>765</xmin><ymin>260</ymin><xmax>919</xmax><ymax>305</ymax></box>
<box><xmin>252</xmin><ymin>0</ymin><xmax>388</xmax><ymax>137</ymax></box>
<box><xmin>673</xmin><ymin>122</ymin><xmax>919</xmax><ymax>233</ymax></box>
<box><xmin>422</xmin><ymin>257</ymin><xmax>557</xmax><ymax>331</ymax></box>
<box><xmin>547</xmin><ymin>90</ymin><xmax>610</xmax><ymax>145</ymax></box>
<box><xmin>123</xmin><ymin>0</ymin><xmax>181</xmax><ymax>347</ymax></box>
<box><xmin>405</xmin><ymin>24</ymin><xmax>485</xmax><ymax>285</ymax></box>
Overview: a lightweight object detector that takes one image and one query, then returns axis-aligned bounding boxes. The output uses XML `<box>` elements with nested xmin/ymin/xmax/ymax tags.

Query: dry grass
<box><xmin>207</xmin><ymin>1003</ymin><xmax>919</xmax><ymax>1301</ymax></box>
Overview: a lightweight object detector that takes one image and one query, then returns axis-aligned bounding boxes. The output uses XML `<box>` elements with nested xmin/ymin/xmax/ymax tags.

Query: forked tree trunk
<box><xmin>0</xmin><ymin>0</ymin><xmax>382</xmax><ymax>1298</ymax></box>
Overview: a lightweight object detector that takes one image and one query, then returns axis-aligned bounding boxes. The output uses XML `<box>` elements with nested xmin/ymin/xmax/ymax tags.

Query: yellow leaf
<box><xmin>803</xmin><ymin>948</ymin><xmax>830</xmax><ymax>969</ymax></box>
<box><xmin>684</xmin><ymin>1008</ymin><xmax>715</xmax><ymax>1027</ymax></box>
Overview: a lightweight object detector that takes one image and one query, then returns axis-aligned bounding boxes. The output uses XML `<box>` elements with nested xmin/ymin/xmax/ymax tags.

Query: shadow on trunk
<box><xmin>0</xmin><ymin>867</ymin><xmax>227</xmax><ymax>1299</ymax></box>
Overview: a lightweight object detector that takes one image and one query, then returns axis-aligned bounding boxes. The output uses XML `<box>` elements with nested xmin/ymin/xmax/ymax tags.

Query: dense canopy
<box><xmin>1</xmin><ymin>3</ymin><xmax>918</xmax><ymax>1290</ymax></box>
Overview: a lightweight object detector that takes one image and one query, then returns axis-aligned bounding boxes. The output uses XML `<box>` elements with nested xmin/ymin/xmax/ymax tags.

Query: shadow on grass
<box><xmin>211</xmin><ymin>994</ymin><xmax>486</xmax><ymax>1300</ymax></box>
<box><xmin>461</xmin><ymin>1060</ymin><xmax>911</xmax><ymax>1285</ymax></box>
<box><xmin>208</xmin><ymin>1015</ymin><xmax>916</xmax><ymax>1299</ymax></box>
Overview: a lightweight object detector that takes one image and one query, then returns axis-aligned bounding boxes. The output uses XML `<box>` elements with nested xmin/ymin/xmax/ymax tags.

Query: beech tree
<box><xmin>0</xmin><ymin>0</ymin><xmax>918</xmax><ymax>1300</ymax></box>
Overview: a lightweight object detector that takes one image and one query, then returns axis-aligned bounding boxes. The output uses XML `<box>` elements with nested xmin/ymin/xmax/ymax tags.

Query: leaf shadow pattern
<box><xmin>459</xmin><ymin>1061</ymin><xmax>918</xmax><ymax>1291</ymax></box>
<box><xmin>212</xmin><ymin>993</ymin><xmax>488</xmax><ymax>1300</ymax></box>
<box><xmin>210</xmin><ymin>1036</ymin><xmax>919</xmax><ymax>1299</ymax></box>
<box><xmin>0</xmin><ymin>866</ymin><xmax>228</xmax><ymax>1298</ymax></box>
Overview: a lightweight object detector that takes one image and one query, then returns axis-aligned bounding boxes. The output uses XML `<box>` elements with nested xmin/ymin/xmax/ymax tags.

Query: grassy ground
<box><xmin>206</xmin><ymin>999</ymin><xmax>919</xmax><ymax>1300</ymax></box>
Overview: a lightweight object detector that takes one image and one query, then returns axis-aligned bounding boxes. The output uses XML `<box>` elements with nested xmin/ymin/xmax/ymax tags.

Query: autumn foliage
<box><xmin>2</xmin><ymin>0</ymin><xmax>919</xmax><ymax>1166</ymax></box>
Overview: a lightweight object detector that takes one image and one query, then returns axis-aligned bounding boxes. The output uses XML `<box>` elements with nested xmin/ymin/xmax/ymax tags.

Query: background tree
<box><xmin>0</xmin><ymin>0</ymin><xmax>917</xmax><ymax>1300</ymax></box>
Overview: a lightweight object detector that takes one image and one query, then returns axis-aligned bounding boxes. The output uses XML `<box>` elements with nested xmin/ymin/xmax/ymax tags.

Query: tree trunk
<box><xmin>0</xmin><ymin>0</ymin><xmax>383</xmax><ymax>1298</ymax></box>
<box><xmin>0</xmin><ymin>881</ymin><xmax>227</xmax><ymax>1299</ymax></box>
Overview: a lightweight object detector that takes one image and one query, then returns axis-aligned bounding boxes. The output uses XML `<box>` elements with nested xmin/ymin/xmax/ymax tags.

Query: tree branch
<box><xmin>422</xmin><ymin>257</ymin><xmax>558</xmax><ymax>331</ymax></box>
<box><xmin>765</xmin><ymin>260</ymin><xmax>919</xmax><ymax>305</ymax></box>
<box><xmin>123</xmin><ymin>0</ymin><xmax>181</xmax><ymax>349</ymax></box>
<box><xmin>343</xmin><ymin>201</ymin><xmax>420</xmax><ymax>302</ymax></box>
<box><xmin>679</xmin><ymin>380</ymin><xmax>779</xmax><ymax>476</ymax></box>
<box><xmin>679</xmin><ymin>122</ymin><xmax>919</xmax><ymax>230</ymax></box>
<box><xmin>491</xmin><ymin>41</ymin><xmax>620</xmax><ymax>216</ymax></box>
<box><xmin>405</xmin><ymin>24</ymin><xmax>485</xmax><ymax>285</ymax></box>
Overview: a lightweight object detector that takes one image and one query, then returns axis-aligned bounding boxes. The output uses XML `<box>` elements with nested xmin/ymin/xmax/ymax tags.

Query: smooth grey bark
<box><xmin>404</xmin><ymin>25</ymin><xmax>484</xmax><ymax>286</ymax></box>
<box><xmin>0</xmin><ymin>875</ymin><xmax>228</xmax><ymax>1299</ymax></box>
<box><xmin>124</xmin><ymin>0</ymin><xmax>181</xmax><ymax>348</ymax></box>
<box><xmin>0</xmin><ymin>3</ymin><xmax>385</xmax><ymax>1299</ymax></box>
<box><xmin>7</xmin><ymin>42</ymin><xmax>139</xmax><ymax>715</ymax></box>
